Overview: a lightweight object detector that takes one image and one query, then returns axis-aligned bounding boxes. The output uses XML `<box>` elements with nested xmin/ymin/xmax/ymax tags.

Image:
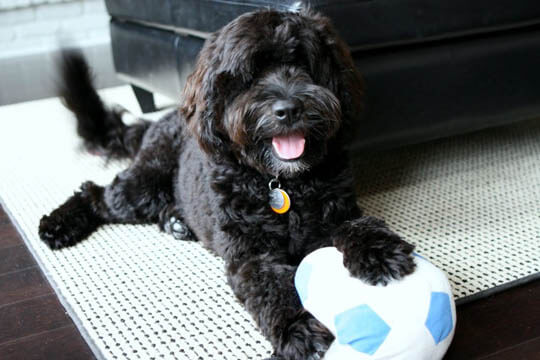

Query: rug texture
<box><xmin>0</xmin><ymin>88</ymin><xmax>539</xmax><ymax>359</ymax></box>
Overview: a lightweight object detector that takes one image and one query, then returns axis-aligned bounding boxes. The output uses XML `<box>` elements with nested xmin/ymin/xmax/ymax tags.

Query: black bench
<box><xmin>105</xmin><ymin>0</ymin><xmax>540</xmax><ymax>149</ymax></box>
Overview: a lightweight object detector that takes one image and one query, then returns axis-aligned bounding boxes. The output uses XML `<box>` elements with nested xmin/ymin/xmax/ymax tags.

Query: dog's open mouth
<box><xmin>272</xmin><ymin>132</ymin><xmax>306</xmax><ymax>160</ymax></box>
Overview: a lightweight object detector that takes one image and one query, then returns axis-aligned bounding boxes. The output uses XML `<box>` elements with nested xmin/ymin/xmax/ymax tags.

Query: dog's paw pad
<box><xmin>165</xmin><ymin>216</ymin><xmax>194</xmax><ymax>241</ymax></box>
<box><xmin>39</xmin><ymin>215</ymin><xmax>77</xmax><ymax>249</ymax></box>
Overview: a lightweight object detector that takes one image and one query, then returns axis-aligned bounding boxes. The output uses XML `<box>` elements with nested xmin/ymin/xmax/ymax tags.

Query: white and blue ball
<box><xmin>295</xmin><ymin>247</ymin><xmax>456</xmax><ymax>360</ymax></box>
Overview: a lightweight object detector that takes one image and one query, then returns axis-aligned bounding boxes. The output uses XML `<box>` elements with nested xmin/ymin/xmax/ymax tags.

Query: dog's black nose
<box><xmin>273</xmin><ymin>100</ymin><xmax>302</xmax><ymax>123</ymax></box>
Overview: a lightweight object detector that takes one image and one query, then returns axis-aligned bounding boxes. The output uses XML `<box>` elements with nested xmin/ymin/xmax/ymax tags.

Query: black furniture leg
<box><xmin>132</xmin><ymin>85</ymin><xmax>156</xmax><ymax>113</ymax></box>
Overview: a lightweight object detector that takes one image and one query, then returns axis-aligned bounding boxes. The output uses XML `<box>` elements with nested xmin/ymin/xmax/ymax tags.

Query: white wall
<box><xmin>0</xmin><ymin>0</ymin><xmax>122</xmax><ymax>105</ymax></box>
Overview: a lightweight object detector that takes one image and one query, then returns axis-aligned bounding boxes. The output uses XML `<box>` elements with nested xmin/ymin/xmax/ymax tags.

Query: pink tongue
<box><xmin>272</xmin><ymin>133</ymin><xmax>306</xmax><ymax>160</ymax></box>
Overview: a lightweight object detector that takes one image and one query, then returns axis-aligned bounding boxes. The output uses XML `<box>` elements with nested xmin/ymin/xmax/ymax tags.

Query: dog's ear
<box><xmin>328</xmin><ymin>37</ymin><xmax>364</xmax><ymax>131</ymax></box>
<box><xmin>180</xmin><ymin>18</ymin><xmax>258</xmax><ymax>155</ymax></box>
<box><xmin>180</xmin><ymin>33</ymin><xmax>228</xmax><ymax>154</ymax></box>
<box><xmin>305</xmin><ymin>13</ymin><xmax>364</xmax><ymax>131</ymax></box>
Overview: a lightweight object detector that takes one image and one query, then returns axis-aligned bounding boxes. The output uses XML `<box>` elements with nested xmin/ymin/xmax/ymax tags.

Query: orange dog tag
<box><xmin>270</xmin><ymin>188</ymin><xmax>291</xmax><ymax>214</ymax></box>
<box><xmin>269</xmin><ymin>178</ymin><xmax>291</xmax><ymax>214</ymax></box>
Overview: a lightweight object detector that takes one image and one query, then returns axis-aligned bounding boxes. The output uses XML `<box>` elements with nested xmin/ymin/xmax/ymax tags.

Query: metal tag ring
<box><xmin>268</xmin><ymin>178</ymin><xmax>281</xmax><ymax>190</ymax></box>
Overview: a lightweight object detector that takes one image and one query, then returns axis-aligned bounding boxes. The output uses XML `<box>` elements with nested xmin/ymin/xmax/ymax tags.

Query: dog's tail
<box><xmin>57</xmin><ymin>49</ymin><xmax>150</xmax><ymax>158</ymax></box>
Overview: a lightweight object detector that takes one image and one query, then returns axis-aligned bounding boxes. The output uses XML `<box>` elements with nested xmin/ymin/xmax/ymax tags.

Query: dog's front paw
<box><xmin>276</xmin><ymin>311</ymin><xmax>334</xmax><ymax>360</ymax></box>
<box><xmin>334</xmin><ymin>217</ymin><xmax>416</xmax><ymax>286</ymax></box>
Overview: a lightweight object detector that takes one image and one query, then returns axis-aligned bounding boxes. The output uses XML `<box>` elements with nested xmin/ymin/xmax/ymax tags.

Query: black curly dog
<box><xmin>39</xmin><ymin>8</ymin><xmax>415</xmax><ymax>360</ymax></box>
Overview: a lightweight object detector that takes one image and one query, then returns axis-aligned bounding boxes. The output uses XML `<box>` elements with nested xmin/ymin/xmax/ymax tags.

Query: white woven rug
<box><xmin>1</xmin><ymin>87</ymin><xmax>539</xmax><ymax>359</ymax></box>
<box><xmin>354</xmin><ymin>119</ymin><xmax>540</xmax><ymax>303</ymax></box>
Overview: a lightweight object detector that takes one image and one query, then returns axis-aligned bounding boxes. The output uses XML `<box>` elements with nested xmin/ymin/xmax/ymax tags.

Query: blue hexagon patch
<box><xmin>425</xmin><ymin>292</ymin><xmax>453</xmax><ymax>344</ymax></box>
<box><xmin>334</xmin><ymin>305</ymin><xmax>391</xmax><ymax>355</ymax></box>
<box><xmin>294</xmin><ymin>262</ymin><xmax>313</xmax><ymax>306</ymax></box>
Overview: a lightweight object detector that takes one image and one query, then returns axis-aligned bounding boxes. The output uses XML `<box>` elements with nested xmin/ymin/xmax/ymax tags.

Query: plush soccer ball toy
<box><xmin>295</xmin><ymin>247</ymin><xmax>456</xmax><ymax>360</ymax></box>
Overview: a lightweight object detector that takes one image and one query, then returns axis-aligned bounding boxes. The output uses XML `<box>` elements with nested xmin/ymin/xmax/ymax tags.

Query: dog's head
<box><xmin>181</xmin><ymin>9</ymin><xmax>362</xmax><ymax>178</ymax></box>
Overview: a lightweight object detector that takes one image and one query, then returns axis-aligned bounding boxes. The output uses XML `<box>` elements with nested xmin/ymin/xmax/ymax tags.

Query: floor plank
<box><xmin>0</xmin><ymin>267</ymin><xmax>52</xmax><ymax>307</ymax></box>
<box><xmin>0</xmin><ymin>294</ymin><xmax>72</xmax><ymax>345</ymax></box>
<box><xmin>0</xmin><ymin>206</ymin><xmax>96</xmax><ymax>359</ymax></box>
<box><xmin>480</xmin><ymin>337</ymin><xmax>540</xmax><ymax>360</ymax></box>
<box><xmin>445</xmin><ymin>279</ymin><xmax>540</xmax><ymax>359</ymax></box>
<box><xmin>0</xmin><ymin>244</ymin><xmax>36</xmax><ymax>275</ymax></box>
<box><xmin>0</xmin><ymin>225</ymin><xmax>21</xmax><ymax>250</ymax></box>
<box><xmin>0</xmin><ymin>325</ymin><xmax>95</xmax><ymax>360</ymax></box>
<box><xmin>0</xmin><ymin>208</ymin><xmax>9</xmax><ymax>224</ymax></box>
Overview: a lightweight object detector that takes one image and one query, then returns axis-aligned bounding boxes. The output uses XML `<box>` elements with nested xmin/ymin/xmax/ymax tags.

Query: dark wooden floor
<box><xmin>0</xmin><ymin>205</ymin><xmax>539</xmax><ymax>360</ymax></box>
<box><xmin>0</xmin><ymin>207</ymin><xmax>95</xmax><ymax>360</ymax></box>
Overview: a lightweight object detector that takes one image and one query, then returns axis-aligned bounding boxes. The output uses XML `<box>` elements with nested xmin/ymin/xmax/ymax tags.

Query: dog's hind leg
<box><xmin>39</xmin><ymin>181</ymin><xmax>108</xmax><ymax>249</ymax></box>
<box><xmin>39</xmin><ymin>162</ymin><xmax>175</xmax><ymax>249</ymax></box>
<box><xmin>39</xmin><ymin>117</ymin><xmax>183</xmax><ymax>249</ymax></box>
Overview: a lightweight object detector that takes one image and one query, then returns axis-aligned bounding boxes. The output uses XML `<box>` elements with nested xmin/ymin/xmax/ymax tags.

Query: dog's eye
<box><xmin>275</xmin><ymin>109</ymin><xmax>286</xmax><ymax>118</ymax></box>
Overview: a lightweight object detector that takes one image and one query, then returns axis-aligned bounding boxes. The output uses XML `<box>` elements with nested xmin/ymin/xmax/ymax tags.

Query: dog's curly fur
<box><xmin>39</xmin><ymin>8</ymin><xmax>415</xmax><ymax>360</ymax></box>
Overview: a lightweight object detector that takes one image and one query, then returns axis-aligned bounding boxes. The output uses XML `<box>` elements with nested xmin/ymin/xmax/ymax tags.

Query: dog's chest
<box><xmin>212</xmin><ymin>168</ymin><xmax>355</xmax><ymax>261</ymax></box>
